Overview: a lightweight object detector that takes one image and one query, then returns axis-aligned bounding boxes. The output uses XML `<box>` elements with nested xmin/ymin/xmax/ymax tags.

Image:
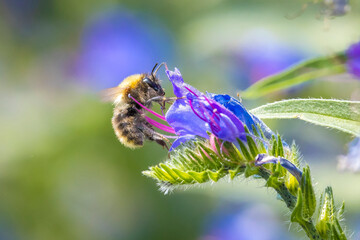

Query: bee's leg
<box><xmin>155</xmin><ymin>139</ymin><xmax>170</xmax><ymax>151</ymax></box>
<box><xmin>137</xmin><ymin>124</ymin><xmax>171</xmax><ymax>150</ymax></box>
<box><xmin>146</xmin><ymin>97</ymin><xmax>182</xmax><ymax>114</ymax></box>
<box><xmin>145</xmin><ymin>96</ymin><xmax>166</xmax><ymax>114</ymax></box>
<box><xmin>146</xmin><ymin>96</ymin><xmax>178</xmax><ymax>106</ymax></box>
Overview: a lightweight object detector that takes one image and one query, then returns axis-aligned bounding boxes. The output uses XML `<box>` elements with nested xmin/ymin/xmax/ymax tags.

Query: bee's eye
<box><xmin>143</xmin><ymin>78</ymin><xmax>159</xmax><ymax>91</ymax></box>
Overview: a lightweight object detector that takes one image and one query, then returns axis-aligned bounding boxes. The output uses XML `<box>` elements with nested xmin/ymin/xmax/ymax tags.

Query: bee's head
<box><xmin>142</xmin><ymin>76</ymin><xmax>165</xmax><ymax>96</ymax></box>
<box><xmin>142</xmin><ymin>63</ymin><xmax>166</xmax><ymax>96</ymax></box>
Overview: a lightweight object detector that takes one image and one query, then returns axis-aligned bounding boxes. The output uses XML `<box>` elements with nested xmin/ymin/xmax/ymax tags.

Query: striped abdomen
<box><xmin>112</xmin><ymin>105</ymin><xmax>144</xmax><ymax>148</ymax></box>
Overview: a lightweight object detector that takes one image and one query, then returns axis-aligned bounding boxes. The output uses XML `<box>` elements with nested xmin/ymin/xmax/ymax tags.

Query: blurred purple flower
<box><xmin>346</xmin><ymin>41</ymin><xmax>360</xmax><ymax>79</ymax></box>
<box><xmin>201</xmin><ymin>203</ymin><xmax>295</xmax><ymax>240</ymax></box>
<box><xmin>165</xmin><ymin>67</ymin><xmax>278</xmax><ymax>150</ymax></box>
<box><xmin>338</xmin><ymin>137</ymin><xmax>360</xmax><ymax>172</ymax></box>
<box><xmin>322</xmin><ymin>0</ymin><xmax>351</xmax><ymax>17</ymax></box>
<box><xmin>75</xmin><ymin>9</ymin><xmax>173</xmax><ymax>89</ymax></box>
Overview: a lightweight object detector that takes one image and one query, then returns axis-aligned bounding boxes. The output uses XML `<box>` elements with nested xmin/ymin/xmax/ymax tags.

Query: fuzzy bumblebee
<box><xmin>102</xmin><ymin>63</ymin><xmax>172</xmax><ymax>149</ymax></box>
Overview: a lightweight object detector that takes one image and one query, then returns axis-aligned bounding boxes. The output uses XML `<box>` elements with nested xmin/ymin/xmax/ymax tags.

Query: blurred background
<box><xmin>0</xmin><ymin>0</ymin><xmax>359</xmax><ymax>239</ymax></box>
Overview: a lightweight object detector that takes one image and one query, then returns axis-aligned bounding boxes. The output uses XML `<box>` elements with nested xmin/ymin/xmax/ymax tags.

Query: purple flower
<box><xmin>165</xmin><ymin>68</ymin><xmax>247</xmax><ymax>150</ymax></box>
<box><xmin>338</xmin><ymin>138</ymin><xmax>360</xmax><ymax>172</ymax></box>
<box><xmin>346</xmin><ymin>41</ymin><xmax>360</xmax><ymax>79</ymax></box>
<box><xmin>165</xmin><ymin>67</ymin><xmax>276</xmax><ymax>150</ymax></box>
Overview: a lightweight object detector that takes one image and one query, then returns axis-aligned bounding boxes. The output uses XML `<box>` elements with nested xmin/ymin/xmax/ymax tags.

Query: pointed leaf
<box><xmin>207</xmin><ymin>169</ymin><xmax>223</xmax><ymax>182</ymax></box>
<box><xmin>250</xmin><ymin>99</ymin><xmax>360</xmax><ymax>136</ymax></box>
<box><xmin>187</xmin><ymin>171</ymin><xmax>209</xmax><ymax>183</ymax></box>
<box><xmin>172</xmin><ymin>169</ymin><xmax>194</xmax><ymax>183</ymax></box>
<box><xmin>300</xmin><ymin>166</ymin><xmax>316</xmax><ymax>220</ymax></box>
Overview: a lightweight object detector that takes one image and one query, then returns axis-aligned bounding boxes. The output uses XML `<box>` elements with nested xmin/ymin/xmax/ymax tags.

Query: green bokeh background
<box><xmin>0</xmin><ymin>0</ymin><xmax>359</xmax><ymax>239</ymax></box>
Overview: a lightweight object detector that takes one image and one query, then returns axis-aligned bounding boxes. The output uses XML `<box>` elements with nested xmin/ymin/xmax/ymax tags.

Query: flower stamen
<box><xmin>184</xmin><ymin>86</ymin><xmax>199</xmax><ymax>97</ymax></box>
<box><xmin>144</xmin><ymin>116</ymin><xmax>176</xmax><ymax>134</ymax></box>
<box><xmin>128</xmin><ymin>94</ymin><xmax>166</xmax><ymax>121</ymax></box>
<box><xmin>189</xmin><ymin>99</ymin><xmax>207</xmax><ymax>121</ymax></box>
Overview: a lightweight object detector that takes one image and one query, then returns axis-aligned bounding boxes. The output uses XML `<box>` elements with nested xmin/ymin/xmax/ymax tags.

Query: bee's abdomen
<box><xmin>112</xmin><ymin>106</ymin><xmax>144</xmax><ymax>148</ymax></box>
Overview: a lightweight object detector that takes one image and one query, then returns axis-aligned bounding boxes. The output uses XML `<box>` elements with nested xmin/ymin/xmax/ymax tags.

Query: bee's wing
<box><xmin>100</xmin><ymin>86</ymin><xmax>127</xmax><ymax>102</ymax></box>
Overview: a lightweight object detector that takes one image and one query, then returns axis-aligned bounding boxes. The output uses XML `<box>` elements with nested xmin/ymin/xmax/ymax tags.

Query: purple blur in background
<box><xmin>75</xmin><ymin>9</ymin><xmax>174</xmax><ymax>89</ymax></box>
<box><xmin>346</xmin><ymin>41</ymin><xmax>360</xmax><ymax>79</ymax></box>
<box><xmin>201</xmin><ymin>203</ymin><xmax>294</xmax><ymax>240</ymax></box>
<box><xmin>338</xmin><ymin>137</ymin><xmax>360</xmax><ymax>172</ymax></box>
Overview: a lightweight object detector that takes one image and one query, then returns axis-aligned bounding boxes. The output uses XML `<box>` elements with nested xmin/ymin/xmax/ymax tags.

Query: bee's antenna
<box><xmin>151</xmin><ymin>63</ymin><xmax>158</xmax><ymax>76</ymax></box>
<box><xmin>152</xmin><ymin>62</ymin><xmax>167</xmax><ymax>77</ymax></box>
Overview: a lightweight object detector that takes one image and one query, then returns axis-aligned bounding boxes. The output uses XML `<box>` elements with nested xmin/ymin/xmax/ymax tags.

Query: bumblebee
<box><xmin>102</xmin><ymin>63</ymin><xmax>171</xmax><ymax>149</ymax></box>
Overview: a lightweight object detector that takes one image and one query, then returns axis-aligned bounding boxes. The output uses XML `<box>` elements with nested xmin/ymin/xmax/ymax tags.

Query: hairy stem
<box><xmin>257</xmin><ymin>167</ymin><xmax>321</xmax><ymax>239</ymax></box>
<box><xmin>300</xmin><ymin>221</ymin><xmax>321</xmax><ymax>240</ymax></box>
<box><xmin>257</xmin><ymin>167</ymin><xmax>297</xmax><ymax>209</ymax></box>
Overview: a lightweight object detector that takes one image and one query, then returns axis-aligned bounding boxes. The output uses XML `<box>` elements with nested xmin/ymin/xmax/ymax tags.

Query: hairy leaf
<box><xmin>250</xmin><ymin>99</ymin><xmax>360</xmax><ymax>136</ymax></box>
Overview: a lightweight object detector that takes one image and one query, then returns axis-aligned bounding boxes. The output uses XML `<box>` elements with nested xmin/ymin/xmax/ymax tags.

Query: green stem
<box><xmin>258</xmin><ymin>167</ymin><xmax>297</xmax><ymax>209</ymax></box>
<box><xmin>300</xmin><ymin>221</ymin><xmax>321</xmax><ymax>240</ymax></box>
<box><xmin>257</xmin><ymin>167</ymin><xmax>321</xmax><ymax>240</ymax></box>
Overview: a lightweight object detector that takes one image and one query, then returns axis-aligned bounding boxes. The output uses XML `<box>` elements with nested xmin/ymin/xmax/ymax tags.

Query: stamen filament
<box><xmin>184</xmin><ymin>86</ymin><xmax>198</xmax><ymax>97</ymax></box>
<box><xmin>144</xmin><ymin>116</ymin><xmax>176</xmax><ymax>134</ymax></box>
<box><xmin>189</xmin><ymin>99</ymin><xmax>207</xmax><ymax>121</ymax></box>
<box><xmin>129</xmin><ymin>94</ymin><xmax>166</xmax><ymax>121</ymax></box>
<box><xmin>203</xmin><ymin>109</ymin><xmax>221</xmax><ymax>131</ymax></box>
<box><xmin>204</xmin><ymin>95</ymin><xmax>216</xmax><ymax>110</ymax></box>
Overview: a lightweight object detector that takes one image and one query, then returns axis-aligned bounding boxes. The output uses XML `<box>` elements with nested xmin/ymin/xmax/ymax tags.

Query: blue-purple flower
<box><xmin>164</xmin><ymin>67</ymin><xmax>277</xmax><ymax>150</ymax></box>
<box><xmin>338</xmin><ymin>137</ymin><xmax>360</xmax><ymax>172</ymax></box>
<box><xmin>165</xmin><ymin>68</ymin><xmax>246</xmax><ymax>150</ymax></box>
<box><xmin>346</xmin><ymin>41</ymin><xmax>360</xmax><ymax>79</ymax></box>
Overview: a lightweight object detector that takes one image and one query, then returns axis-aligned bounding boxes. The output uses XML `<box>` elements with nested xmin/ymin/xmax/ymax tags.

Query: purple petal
<box><xmin>170</xmin><ymin>135</ymin><xmax>197</xmax><ymax>151</ymax></box>
<box><xmin>199</xmin><ymin>98</ymin><xmax>246</xmax><ymax>142</ymax></box>
<box><xmin>208</xmin><ymin>93</ymin><xmax>257</xmax><ymax>131</ymax></box>
<box><xmin>346</xmin><ymin>41</ymin><xmax>360</xmax><ymax>79</ymax></box>
<box><xmin>255</xmin><ymin>154</ymin><xmax>302</xmax><ymax>183</ymax></box>
<box><xmin>165</xmin><ymin>99</ymin><xmax>210</xmax><ymax>140</ymax></box>
<box><xmin>166</xmin><ymin>68</ymin><xmax>202</xmax><ymax>97</ymax></box>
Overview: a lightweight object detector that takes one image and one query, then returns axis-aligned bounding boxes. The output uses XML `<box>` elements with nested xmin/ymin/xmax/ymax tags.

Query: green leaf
<box><xmin>316</xmin><ymin>187</ymin><xmax>334</xmax><ymax>238</ymax></box>
<box><xmin>291</xmin><ymin>188</ymin><xmax>306</xmax><ymax>225</ymax></box>
<box><xmin>250</xmin><ymin>99</ymin><xmax>360</xmax><ymax>136</ymax></box>
<box><xmin>300</xmin><ymin>166</ymin><xmax>316</xmax><ymax>220</ymax></box>
<box><xmin>241</xmin><ymin>53</ymin><xmax>347</xmax><ymax>99</ymax></box>
<box><xmin>246</xmin><ymin>135</ymin><xmax>259</xmax><ymax>158</ymax></box>
<box><xmin>207</xmin><ymin>169</ymin><xmax>223</xmax><ymax>182</ymax></box>
<box><xmin>237</xmin><ymin>139</ymin><xmax>252</xmax><ymax>161</ymax></box>
<box><xmin>172</xmin><ymin>169</ymin><xmax>194</xmax><ymax>183</ymax></box>
<box><xmin>229</xmin><ymin>166</ymin><xmax>243</xmax><ymax>180</ymax></box>
<box><xmin>187</xmin><ymin>171</ymin><xmax>209</xmax><ymax>183</ymax></box>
